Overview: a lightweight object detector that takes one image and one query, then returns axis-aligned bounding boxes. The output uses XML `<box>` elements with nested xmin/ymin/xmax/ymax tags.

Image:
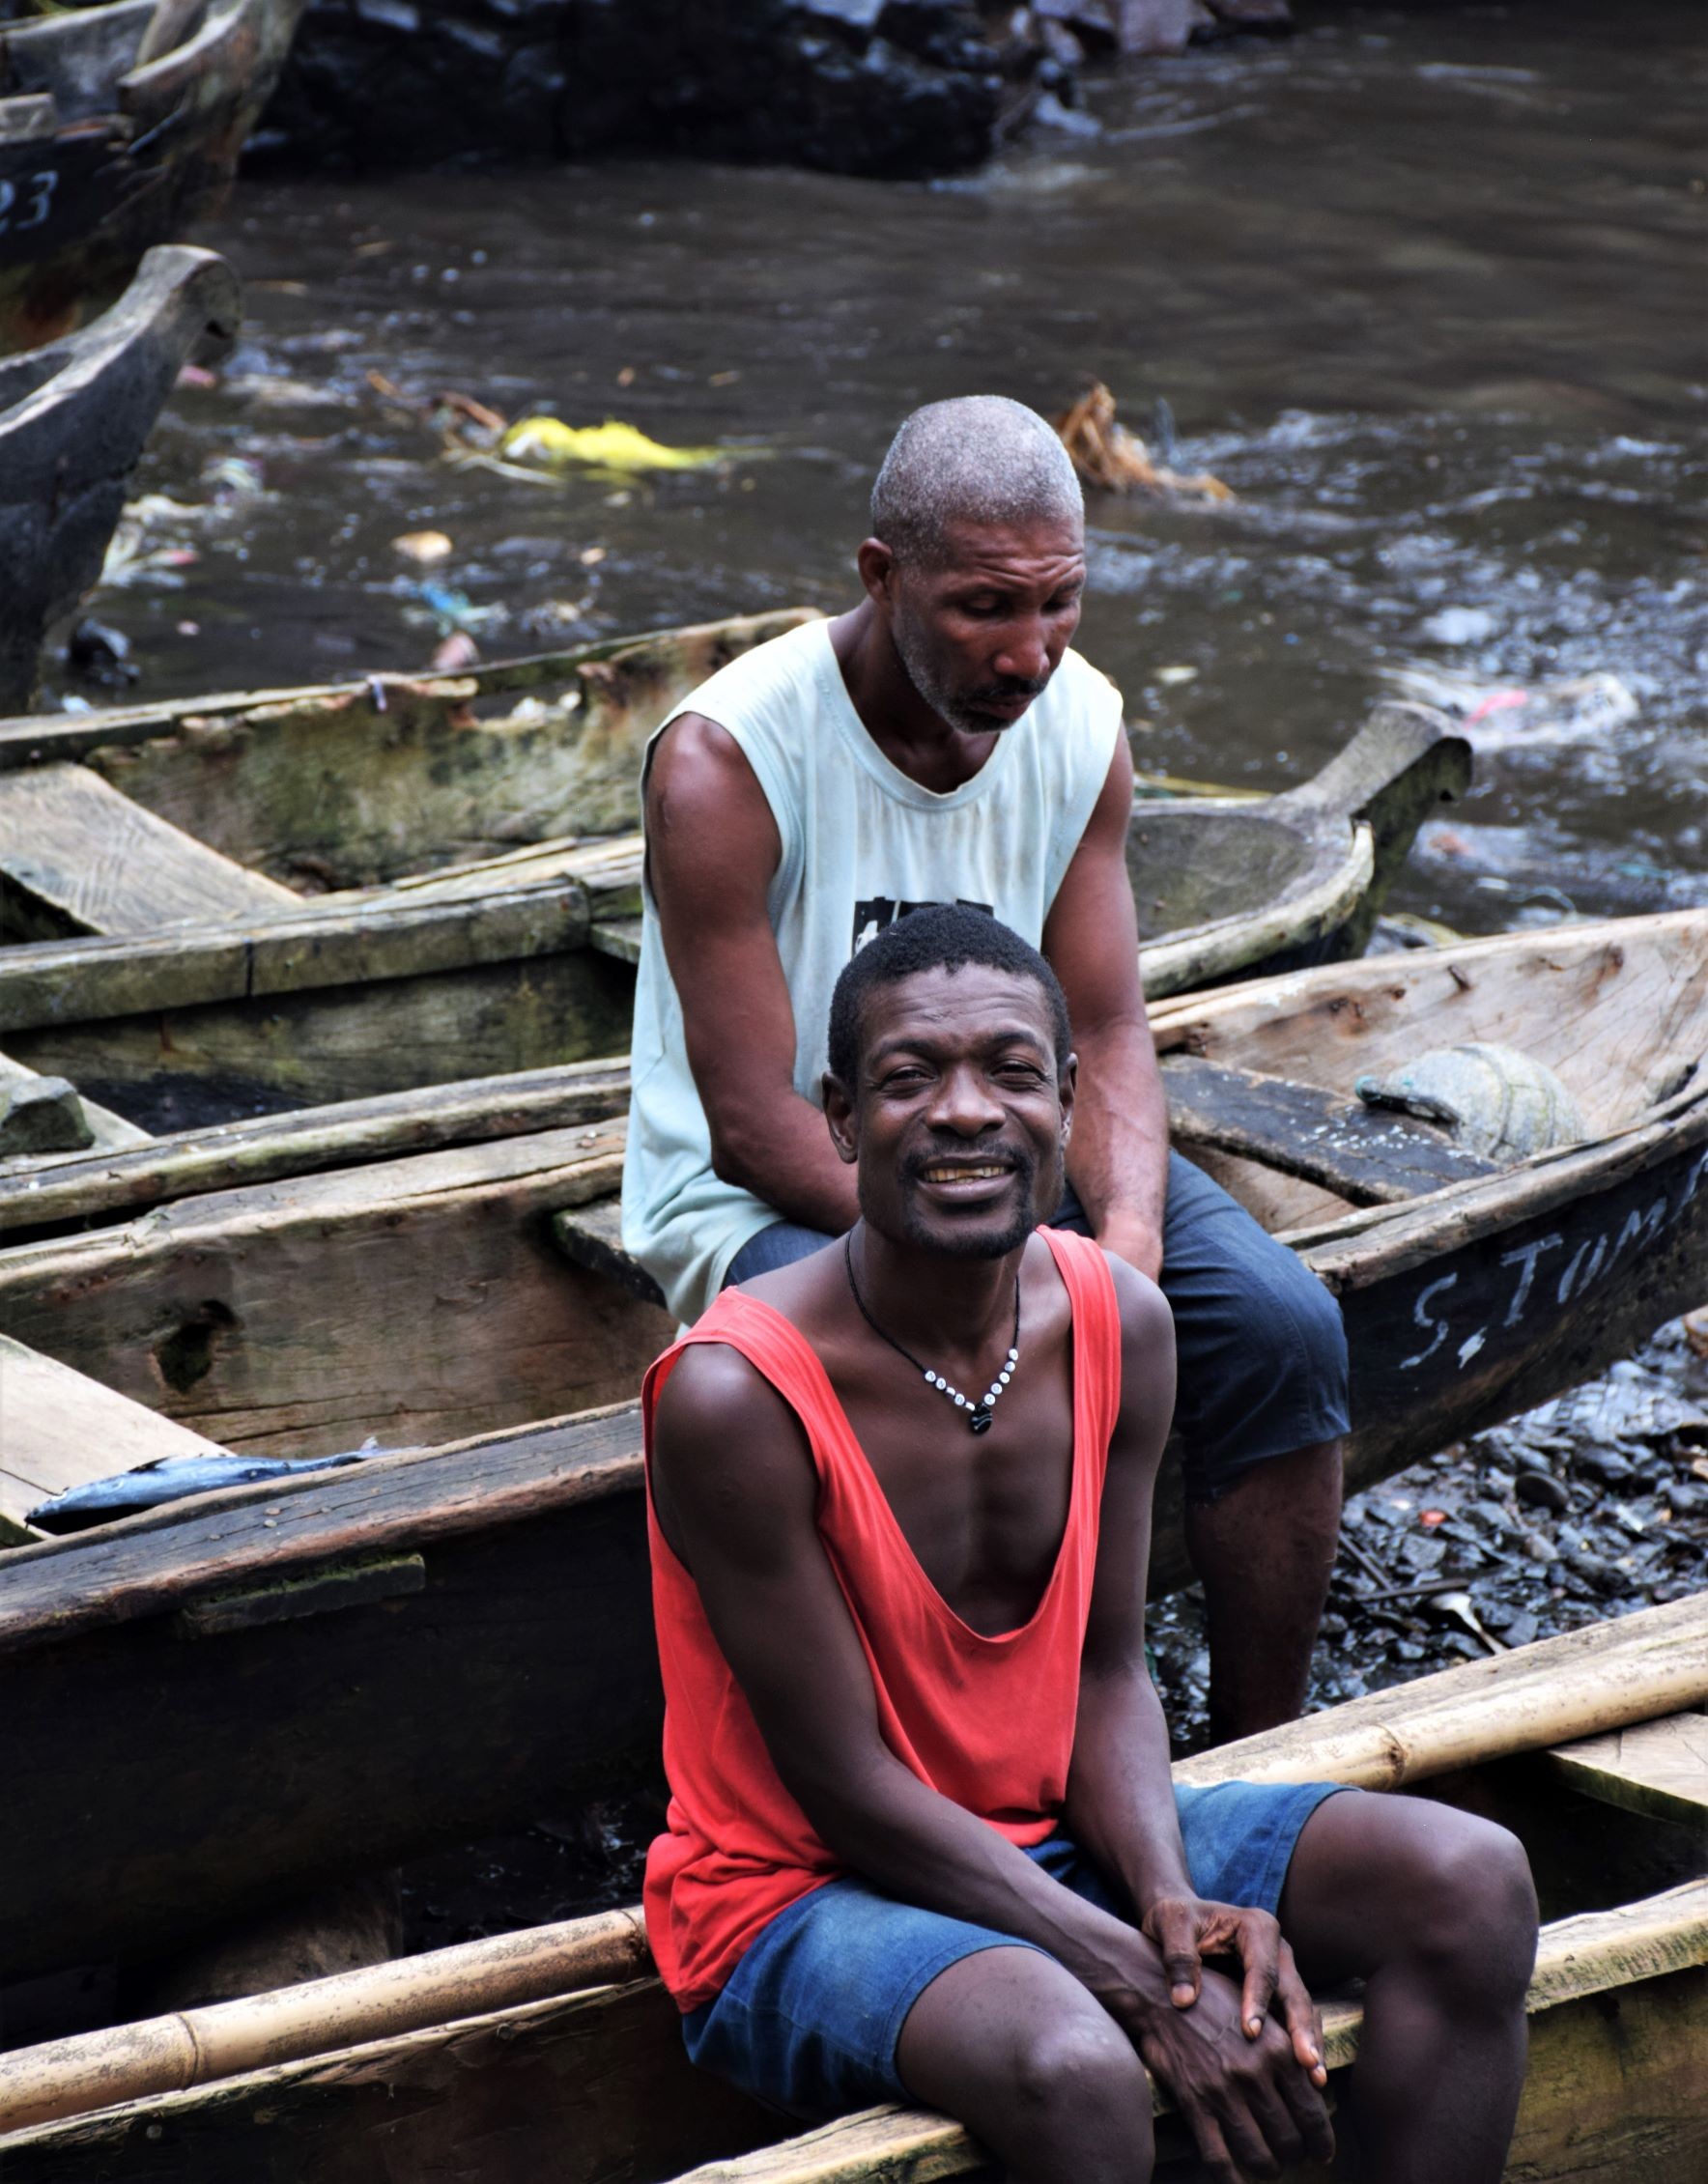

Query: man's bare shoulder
<box><xmin>1099</xmin><ymin>1248</ymin><xmax>1172</xmax><ymax>1342</ymax></box>
<box><xmin>647</xmin><ymin>711</ymin><xmax>766</xmax><ymax>813</ymax></box>
<box><xmin>655</xmin><ymin>1336</ymin><xmax>789</xmax><ymax>1451</ymax></box>
<box><xmin>645</xmin><ymin>714</ymin><xmax>782</xmax><ymax>909</ymax></box>
<box><xmin>652</xmin><ymin>1339</ymin><xmax>816</xmax><ymax>1554</ymax></box>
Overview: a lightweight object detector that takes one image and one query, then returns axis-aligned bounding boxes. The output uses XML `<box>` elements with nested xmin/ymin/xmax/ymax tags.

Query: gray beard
<box><xmin>891</xmin><ymin>613</ymin><xmax>1010</xmax><ymax>740</ymax></box>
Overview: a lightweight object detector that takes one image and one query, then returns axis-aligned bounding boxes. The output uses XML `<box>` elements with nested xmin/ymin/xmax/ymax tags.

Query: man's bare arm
<box><xmin>645</xmin><ymin>715</ymin><xmax>857</xmax><ymax>1231</ymax></box>
<box><xmin>1063</xmin><ymin>1256</ymin><xmax>1186</xmax><ymax>1911</ymax></box>
<box><xmin>1066</xmin><ymin>1256</ymin><xmax>1326</xmax><ymax>2083</ymax></box>
<box><xmin>1041</xmin><ymin>737</ymin><xmax>1170</xmax><ymax>1280</ymax></box>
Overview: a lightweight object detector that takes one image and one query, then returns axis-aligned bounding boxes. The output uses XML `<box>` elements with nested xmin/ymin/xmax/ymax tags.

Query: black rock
<box><xmin>1515</xmin><ymin>1470</ymin><xmax>1571</xmax><ymax>1514</ymax></box>
<box><xmin>262</xmin><ymin>0</ymin><xmax>1064</xmax><ymax>178</ymax></box>
<box><xmin>1571</xmin><ymin>1446</ymin><xmax>1637</xmax><ymax>1487</ymax></box>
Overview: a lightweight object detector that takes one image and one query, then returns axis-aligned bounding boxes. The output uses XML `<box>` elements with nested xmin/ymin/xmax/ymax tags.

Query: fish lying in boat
<box><xmin>27</xmin><ymin>1446</ymin><xmax>388</xmax><ymax>1534</ymax></box>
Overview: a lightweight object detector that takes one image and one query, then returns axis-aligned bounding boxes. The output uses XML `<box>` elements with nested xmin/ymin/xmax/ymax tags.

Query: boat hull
<box><xmin>0</xmin><ymin>0</ymin><xmax>306</xmax><ymax>353</ymax></box>
<box><xmin>0</xmin><ymin>1606</ymin><xmax>1702</xmax><ymax>2179</ymax></box>
<box><xmin>0</xmin><ymin>244</ymin><xmax>240</xmax><ymax>710</ymax></box>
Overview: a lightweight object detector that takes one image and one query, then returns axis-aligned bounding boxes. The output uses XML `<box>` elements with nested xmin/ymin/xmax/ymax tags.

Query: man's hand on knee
<box><xmin>1108</xmin><ymin>1959</ymin><xmax>1335</xmax><ymax>2183</ymax></box>
<box><xmin>1140</xmin><ymin>1894</ymin><xmax>1325</xmax><ymax>2079</ymax></box>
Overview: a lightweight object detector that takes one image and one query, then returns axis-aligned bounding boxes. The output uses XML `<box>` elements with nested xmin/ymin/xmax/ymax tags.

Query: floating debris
<box><xmin>392</xmin><ymin>529</ymin><xmax>455</xmax><ymax>565</ymax></box>
<box><xmin>1382</xmin><ymin>664</ymin><xmax>1640</xmax><ymax>749</ymax></box>
<box><xmin>498</xmin><ymin>416</ymin><xmax>727</xmax><ymax>476</ymax></box>
<box><xmin>1054</xmin><ymin>382</ymin><xmax>1234</xmax><ymax>503</ymax></box>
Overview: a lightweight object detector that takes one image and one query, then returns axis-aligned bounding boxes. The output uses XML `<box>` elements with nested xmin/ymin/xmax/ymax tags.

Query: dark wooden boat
<box><xmin>0</xmin><ymin>1601</ymin><xmax>1701</xmax><ymax>2180</ymax></box>
<box><xmin>0</xmin><ymin>917</ymin><xmax>1700</xmax><ymax>1985</ymax></box>
<box><xmin>0</xmin><ymin>0</ymin><xmax>305</xmax><ymax>352</ymax></box>
<box><xmin>0</xmin><ymin>914</ymin><xmax>1697</xmax><ymax>1539</ymax></box>
<box><xmin>0</xmin><ymin>241</ymin><xmax>237</xmax><ymax>711</ymax></box>
<box><xmin>0</xmin><ymin>646</ymin><xmax>1465</xmax><ymax>1132</ymax></box>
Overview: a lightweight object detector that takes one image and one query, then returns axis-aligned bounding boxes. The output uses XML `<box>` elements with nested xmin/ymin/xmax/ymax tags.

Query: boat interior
<box><xmin>0</xmin><ymin>1627</ymin><xmax>1699</xmax><ymax>2183</ymax></box>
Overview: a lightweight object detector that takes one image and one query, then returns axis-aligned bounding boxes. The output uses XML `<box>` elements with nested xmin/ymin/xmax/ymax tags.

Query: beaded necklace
<box><xmin>843</xmin><ymin>1233</ymin><xmax>1021</xmax><ymax>1436</ymax></box>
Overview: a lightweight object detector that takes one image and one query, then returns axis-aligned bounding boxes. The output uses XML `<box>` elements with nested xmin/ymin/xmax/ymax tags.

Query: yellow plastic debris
<box><xmin>498</xmin><ymin>417</ymin><xmax>726</xmax><ymax>474</ymax></box>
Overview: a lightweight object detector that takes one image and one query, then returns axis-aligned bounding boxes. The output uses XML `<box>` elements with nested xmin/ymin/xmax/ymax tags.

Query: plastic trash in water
<box><xmin>498</xmin><ymin>417</ymin><xmax>727</xmax><ymax>475</ymax></box>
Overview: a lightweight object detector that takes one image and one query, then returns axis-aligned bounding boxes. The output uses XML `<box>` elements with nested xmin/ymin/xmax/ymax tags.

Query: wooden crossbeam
<box><xmin>1547</xmin><ymin>1711</ymin><xmax>1708</xmax><ymax>1830</ymax></box>
<box><xmin>0</xmin><ymin>1335</ymin><xmax>229</xmax><ymax>1546</ymax></box>
<box><xmin>1160</xmin><ymin>1052</ymin><xmax>1499</xmax><ymax>1205</ymax></box>
<box><xmin>0</xmin><ymin>763</ymin><xmax>299</xmax><ymax>940</ymax></box>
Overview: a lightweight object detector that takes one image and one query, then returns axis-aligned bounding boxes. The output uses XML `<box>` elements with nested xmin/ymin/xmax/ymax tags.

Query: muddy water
<box><xmin>84</xmin><ymin>0</ymin><xmax>1707</xmax><ymax>932</ymax></box>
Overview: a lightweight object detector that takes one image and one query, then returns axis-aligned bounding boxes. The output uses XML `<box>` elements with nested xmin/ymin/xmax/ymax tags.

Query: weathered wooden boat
<box><xmin>0</xmin><ymin>241</ymin><xmax>238</xmax><ymax>712</ymax></box>
<box><xmin>0</xmin><ymin>916</ymin><xmax>1700</xmax><ymax>1985</ymax></box>
<box><xmin>0</xmin><ymin>0</ymin><xmax>305</xmax><ymax>352</ymax></box>
<box><xmin>0</xmin><ymin>626</ymin><xmax>1466</xmax><ymax>1128</ymax></box>
<box><xmin>0</xmin><ymin>1600</ymin><xmax>1701</xmax><ymax>2180</ymax></box>
<box><xmin>0</xmin><ymin>912</ymin><xmax>1698</xmax><ymax>1533</ymax></box>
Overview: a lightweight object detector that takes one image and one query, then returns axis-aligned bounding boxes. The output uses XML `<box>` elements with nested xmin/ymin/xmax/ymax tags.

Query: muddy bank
<box><xmin>257</xmin><ymin>1</ymin><xmax>1287</xmax><ymax>179</ymax></box>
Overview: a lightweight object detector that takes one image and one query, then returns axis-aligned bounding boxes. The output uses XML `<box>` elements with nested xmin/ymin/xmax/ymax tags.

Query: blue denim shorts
<box><xmin>682</xmin><ymin>1779</ymin><xmax>1351</xmax><ymax>2123</ymax></box>
<box><xmin>723</xmin><ymin>1153</ymin><xmax>1349</xmax><ymax>1502</ymax></box>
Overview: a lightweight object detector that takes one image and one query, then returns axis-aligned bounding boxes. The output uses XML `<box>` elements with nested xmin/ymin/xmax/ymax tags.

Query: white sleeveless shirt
<box><xmin>622</xmin><ymin>616</ymin><xmax>1123</xmax><ymax>1321</ymax></box>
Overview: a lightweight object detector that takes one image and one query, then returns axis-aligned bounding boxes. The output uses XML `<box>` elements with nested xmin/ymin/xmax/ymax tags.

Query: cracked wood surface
<box><xmin>0</xmin><ymin>761</ymin><xmax>298</xmax><ymax>940</ymax></box>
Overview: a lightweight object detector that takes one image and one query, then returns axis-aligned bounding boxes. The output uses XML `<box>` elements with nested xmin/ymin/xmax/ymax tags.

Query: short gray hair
<box><xmin>870</xmin><ymin>396</ymin><xmax>1082</xmax><ymax>569</ymax></box>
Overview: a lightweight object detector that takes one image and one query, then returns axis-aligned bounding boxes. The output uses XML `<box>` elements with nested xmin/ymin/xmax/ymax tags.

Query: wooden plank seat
<box><xmin>0</xmin><ymin>762</ymin><xmax>298</xmax><ymax>940</ymax></box>
<box><xmin>1158</xmin><ymin>1053</ymin><xmax>1500</xmax><ymax>1205</ymax></box>
<box><xmin>0</xmin><ymin>1334</ymin><xmax>231</xmax><ymax>1544</ymax></box>
<box><xmin>1546</xmin><ymin>1712</ymin><xmax>1708</xmax><ymax>1831</ymax></box>
<box><xmin>0</xmin><ymin>1047</ymin><xmax>145</xmax><ymax>1159</ymax></box>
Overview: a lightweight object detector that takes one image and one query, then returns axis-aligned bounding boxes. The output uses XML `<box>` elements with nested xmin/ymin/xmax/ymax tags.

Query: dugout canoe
<box><xmin>0</xmin><ymin>1603</ymin><xmax>1701</xmax><ymax>2180</ymax></box>
<box><xmin>0</xmin><ymin>916</ymin><xmax>1701</xmax><ymax>1980</ymax></box>
<box><xmin>0</xmin><ymin>632</ymin><xmax>1466</xmax><ymax>1129</ymax></box>
<box><xmin>0</xmin><ymin>912</ymin><xmax>1699</xmax><ymax>1529</ymax></box>
<box><xmin>0</xmin><ymin>241</ymin><xmax>238</xmax><ymax>712</ymax></box>
<box><xmin>0</xmin><ymin>0</ymin><xmax>305</xmax><ymax>353</ymax></box>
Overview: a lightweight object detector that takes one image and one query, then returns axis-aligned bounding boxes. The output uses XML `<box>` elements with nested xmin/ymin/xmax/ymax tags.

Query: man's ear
<box><xmin>856</xmin><ymin>537</ymin><xmax>897</xmax><ymax>608</ymax></box>
<box><xmin>1060</xmin><ymin>1052</ymin><xmax>1077</xmax><ymax>1139</ymax></box>
<box><xmin>822</xmin><ymin>1072</ymin><xmax>860</xmax><ymax>1166</ymax></box>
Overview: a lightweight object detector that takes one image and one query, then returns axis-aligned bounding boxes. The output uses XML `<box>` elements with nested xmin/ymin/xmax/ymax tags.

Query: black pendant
<box><xmin>970</xmin><ymin>1408</ymin><xmax>993</xmax><ymax>1435</ymax></box>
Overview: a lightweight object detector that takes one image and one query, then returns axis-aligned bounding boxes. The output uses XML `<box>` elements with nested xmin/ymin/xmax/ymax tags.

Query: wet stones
<box><xmin>1150</xmin><ymin>1314</ymin><xmax>1708</xmax><ymax>1756</ymax></box>
<box><xmin>1515</xmin><ymin>1469</ymin><xmax>1571</xmax><ymax>1513</ymax></box>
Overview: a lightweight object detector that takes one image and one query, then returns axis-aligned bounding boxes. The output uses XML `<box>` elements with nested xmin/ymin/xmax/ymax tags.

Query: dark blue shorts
<box><xmin>682</xmin><ymin>1781</ymin><xmax>1351</xmax><ymax>2124</ymax></box>
<box><xmin>723</xmin><ymin>1150</ymin><xmax>1349</xmax><ymax>1501</ymax></box>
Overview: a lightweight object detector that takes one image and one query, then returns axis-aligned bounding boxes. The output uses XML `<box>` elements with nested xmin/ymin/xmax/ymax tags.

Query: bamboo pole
<box><xmin>5</xmin><ymin>1603</ymin><xmax>1702</xmax><ymax>2137</ymax></box>
<box><xmin>1177</xmin><ymin>1591</ymin><xmax>1708</xmax><ymax>1792</ymax></box>
<box><xmin>0</xmin><ymin>1906</ymin><xmax>647</xmax><ymax>2136</ymax></box>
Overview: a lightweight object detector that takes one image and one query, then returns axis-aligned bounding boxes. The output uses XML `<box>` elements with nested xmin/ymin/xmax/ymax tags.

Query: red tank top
<box><xmin>641</xmin><ymin>1227</ymin><xmax>1122</xmax><ymax>2010</ymax></box>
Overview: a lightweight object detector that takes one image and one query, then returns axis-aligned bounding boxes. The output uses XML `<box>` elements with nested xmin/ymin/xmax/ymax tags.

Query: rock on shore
<box><xmin>258</xmin><ymin>1</ymin><xmax>1289</xmax><ymax>179</ymax></box>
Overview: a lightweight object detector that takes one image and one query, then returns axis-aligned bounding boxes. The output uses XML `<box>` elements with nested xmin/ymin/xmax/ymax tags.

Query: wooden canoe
<box><xmin>0</xmin><ymin>912</ymin><xmax>1698</xmax><ymax>1527</ymax></box>
<box><xmin>0</xmin><ymin>241</ymin><xmax>238</xmax><ymax>712</ymax></box>
<box><xmin>0</xmin><ymin>916</ymin><xmax>1700</xmax><ymax>1977</ymax></box>
<box><xmin>0</xmin><ymin>1602</ymin><xmax>1701</xmax><ymax>2180</ymax></box>
<box><xmin>0</xmin><ymin>0</ymin><xmax>306</xmax><ymax>353</ymax></box>
<box><xmin>0</xmin><ymin>613</ymin><xmax>1466</xmax><ymax>1129</ymax></box>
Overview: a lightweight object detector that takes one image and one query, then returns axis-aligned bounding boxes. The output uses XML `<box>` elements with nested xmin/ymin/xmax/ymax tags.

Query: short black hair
<box><xmin>827</xmin><ymin>904</ymin><xmax>1072</xmax><ymax>1089</ymax></box>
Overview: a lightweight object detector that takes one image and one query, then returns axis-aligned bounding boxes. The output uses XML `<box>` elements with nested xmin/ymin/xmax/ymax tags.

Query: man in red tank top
<box><xmin>646</xmin><ymin>905</ymin><xmax>1538</xmax><ymax>2183</ymax></box>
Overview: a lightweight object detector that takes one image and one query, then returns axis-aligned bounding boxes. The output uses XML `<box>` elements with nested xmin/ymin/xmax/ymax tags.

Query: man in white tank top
<box><xmin>624</xmin><ymin>395</ymin><xmax>1349</xmax><ymax>1743</ymax></box>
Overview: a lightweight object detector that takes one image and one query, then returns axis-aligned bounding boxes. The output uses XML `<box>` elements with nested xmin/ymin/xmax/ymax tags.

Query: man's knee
<box><xmin>1380</xmin><ymin>1808</ymin><xmax>1539</xmax><ymax>2007</ymax></box>
<box><xmin>1011</xmin><ymin>2009</ymin><xmax>1154</xmax><ymax>2156</ymax></box>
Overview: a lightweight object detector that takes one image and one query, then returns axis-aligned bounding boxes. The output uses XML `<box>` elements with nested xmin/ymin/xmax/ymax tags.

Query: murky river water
<box><xmin>81</xmin><ymin>0</ymin><xmax>1707</xmax><ymax>932</ymax></box>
